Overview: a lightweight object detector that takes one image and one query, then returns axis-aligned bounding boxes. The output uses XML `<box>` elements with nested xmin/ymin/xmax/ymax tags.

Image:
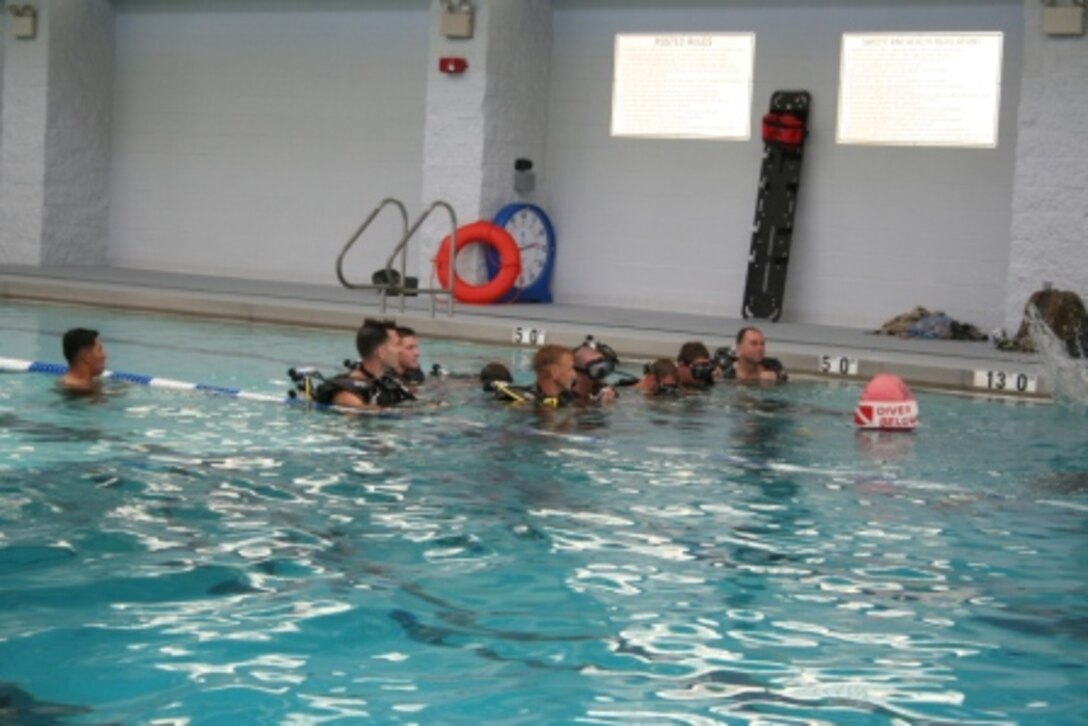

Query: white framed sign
<box><xmin>612</xmin><ymin>33</ymin><xmax>755</xmax><ymax>140</ymax></box>
<box><xmin>837</xmin><ymin>32</ymin><xmax>1003</xmax><ymax>148</ymax></box>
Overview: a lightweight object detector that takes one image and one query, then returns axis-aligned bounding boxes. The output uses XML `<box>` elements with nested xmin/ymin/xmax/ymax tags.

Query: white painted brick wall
<box><xmin>0</xmin><ymin>1</ymin><xmax>50</xmax><ymax>264</ymax></box>
<box><xmin>1005</xmin><ymin>1</ymin><xmax>1088</xmax><ymax>330</ymax></box>
<box><xmin>418</xmin><ymin>0</ymin><xmax>551</xmax><ymax>286</ymax></box>
<box><xmin>109</xmin><ymin>3</ymin><xmax>430</xmax><ymax>285</ymax></box>
<box><xmin>546</xmin><ymin>1</ymin><xmax>1023</xmax><ymax>330</ymax></box>
<box><xmin>419</xmin><ymin>0</ymin><xmax>490</xmax><ymax>277</ymax></box>
<box><xmin>42</xmin><ymin>0</ymin><xmax>113</xmax><ymax>265</ymax></box>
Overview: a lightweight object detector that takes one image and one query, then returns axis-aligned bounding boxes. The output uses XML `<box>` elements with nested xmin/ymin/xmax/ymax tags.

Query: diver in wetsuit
<box><xmin>676</xmin><ymin>341</ymin><xmax>717</xmax><ymax>390</ymax></box>
<box><xmin>719</xmin><ymin>327</ymin><xmax>787</xmax><ymax>383</ymax></box>
<box><xmin>490</xmin><ymin>344</ymin><xmax>576</xmax><ymax>408</ymax></box>
<box><xmin>312</xmin><ymin>322</ymin><xmax>415</xmax><ymax>409</ymax></box>
<box><xmin>571</xmin><ymin>337</ymin><xmax>620</xmax><ymax>405</ymax></box>
<box><xmin>634</xmin><ymin>358</ymin><xmax>681</xmax><ymax>396</ymax></box>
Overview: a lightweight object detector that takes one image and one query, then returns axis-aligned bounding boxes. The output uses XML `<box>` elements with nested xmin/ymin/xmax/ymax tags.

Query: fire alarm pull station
<box><xmin>439</xmin><ymin>57</ymin><xmax>468</xmax><ymax>74</ymax></box>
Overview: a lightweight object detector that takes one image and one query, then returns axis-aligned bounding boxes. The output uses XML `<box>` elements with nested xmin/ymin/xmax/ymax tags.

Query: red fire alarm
<box><xmin>438</xmin><ymin>57</ymin><xmax>468</xmax><ymax>74</ymax></box>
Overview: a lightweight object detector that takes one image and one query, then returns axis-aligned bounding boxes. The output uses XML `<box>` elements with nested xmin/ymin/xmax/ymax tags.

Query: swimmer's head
<box><xmin>677</xmin><ymin>341</ymin><xmax>714</xmax><ymax>387</ymax></box>
<box><xmin>62</xmin><ymin>328</ymin><xmax>106</xmax><ymax>377</ymax></box>
<box><xmin>573</xmin><ymin>336</ymin><xmax>618</xmax><ymax>382</ymax></box>
<box><xmin>735</xmin><ymin>327</ymin><xmax>767</xmax><ymax>364</ymax></box>
<box><xmin>356</xmin><ymin>322</ymin><xmax>398</xmax><ymax>371</ymax></box>
<box><xmin>395</xmin><ymin>326</ymin><xmax>419</xmax><ymax>372</ymax></box>
<box><xmin>533</xmin><ymin>345</ymin><xmax>576</xmax><ymax>390</ymax></box>
<box><xmin>480</xmin><ymin>362</ymin><xmax>513</xmax><ymax>392</ymax></box>
<box><xmin>645</xmin><ymin>358</ymin><xmax>680</xmax><ymax>395</ymax></box>
<box><xmin>363</xmin><ymin>316</ymin><xmax>399</xmax><ymax>343</ymax></box>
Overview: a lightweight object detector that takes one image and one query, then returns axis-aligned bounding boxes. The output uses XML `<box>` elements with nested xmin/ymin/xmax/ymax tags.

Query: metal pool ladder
<box><xmin>335</xmin><ymin>197</ymin><xmax>459</xmax><ymax>317</ymax></box>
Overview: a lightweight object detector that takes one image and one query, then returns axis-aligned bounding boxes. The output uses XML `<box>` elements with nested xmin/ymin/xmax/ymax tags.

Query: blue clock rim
<box><xmin>486</xmin><ymin>202</ymin><xmax>556</xmax><ymax>303</ymax></box>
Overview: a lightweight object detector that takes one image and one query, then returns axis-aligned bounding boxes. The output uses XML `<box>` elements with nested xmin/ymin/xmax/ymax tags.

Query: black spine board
<box><xmin>742</xmin><ymin>90</ymin><xmax>810</xmax><ymax>321</ymax></box>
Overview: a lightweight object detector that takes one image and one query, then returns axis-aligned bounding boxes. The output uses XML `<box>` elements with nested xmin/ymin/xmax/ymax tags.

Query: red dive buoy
<box><xmin>434</xmin><ymin>221</ymin><xmax>521</xmax><ymax>304</ymax></box>
<box><xmin>854</xmin><ymin>373</ymin><xmax>919</xmax><ymax>431</ymax></box>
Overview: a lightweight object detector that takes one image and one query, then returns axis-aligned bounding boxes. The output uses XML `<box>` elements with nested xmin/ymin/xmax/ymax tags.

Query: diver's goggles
<box><xmin>574</xmin><ymin>335</ymin><xmax>621</xmax><ymax>382</ymax></box>
<box><xmin>688</xmin><ymin>361</ymin><xmax>716</xmax><ymax>385</ymax></box>
<box><xmin>576</xmin><ymin>357</ymin><xmax>616</xmax><ymax>381</ymax></box>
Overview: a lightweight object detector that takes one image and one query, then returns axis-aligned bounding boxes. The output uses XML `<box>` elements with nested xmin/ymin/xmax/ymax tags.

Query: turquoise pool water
<box><xmin>1</xmin><ymin>300</ymin><xmax>1086</xmax><ymax>724</ymax></box>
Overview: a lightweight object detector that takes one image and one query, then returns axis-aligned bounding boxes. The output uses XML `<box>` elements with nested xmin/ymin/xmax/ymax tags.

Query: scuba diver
<box><xmin>715</xmin><ymin>327</ymin><xmax>788</xmax><ymax>382</ymax></box>
<box><xmin>633</xmin><ymin>358</ymin><xmax>681</xmax><ymax>396</ymax></box>
<box><xmin>288</xmin><ymin>321</ymin><xmax>415</xmax><ymax>409</ymax></box>
<box><xmin>676</xmin><ymin>341</ymin><xmax>717</xmax><ymax>389</ymax></box>
<box><xmin>488</xmin><ymin>344</ymin><xmax>577</xmax><ymax>408</ymax></box>
<box><xmin>570</xmin><ymin>335</ymin><xmax>642</xmax><ymax>404</ymax></box>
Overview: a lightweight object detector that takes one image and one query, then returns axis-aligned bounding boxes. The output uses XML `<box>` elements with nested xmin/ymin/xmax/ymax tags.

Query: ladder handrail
<box><xmin>384</xmin><ymin>200</ymin><xmax>458</xmax><ymax>317</ymax></box>
<box><xmin>335</xmin><ymin>197</ymin><xmax>409</xmax><ymax>291</ymax></box>
<box><xmin>334</xmin><ymin>197</ymin><xmax>459</xmax><ymax>317</ymax></box>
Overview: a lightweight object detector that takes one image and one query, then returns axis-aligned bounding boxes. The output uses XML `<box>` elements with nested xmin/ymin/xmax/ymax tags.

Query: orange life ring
<box><xmin>434</xmin><ymin>221</ymin><xmax>521</xmax><ymax>304</ymax></box>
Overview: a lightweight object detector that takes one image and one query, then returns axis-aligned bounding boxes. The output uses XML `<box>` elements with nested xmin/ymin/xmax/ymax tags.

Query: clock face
<box><xmin>488</xmin><ymin>202</ymin><xmax>555</xmax><ymax>302</ymax></box>
<box><xmin>503</xmin><ymin>208</ymin><xmax>551</xmax><ymax>288</ymax></box>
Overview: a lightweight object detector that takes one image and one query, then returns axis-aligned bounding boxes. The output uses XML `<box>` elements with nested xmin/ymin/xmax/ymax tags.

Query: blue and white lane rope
<box><xmin>0</xmin><ymin>357</ymin><xmax>290</xmax><ymax>405</ymax></box>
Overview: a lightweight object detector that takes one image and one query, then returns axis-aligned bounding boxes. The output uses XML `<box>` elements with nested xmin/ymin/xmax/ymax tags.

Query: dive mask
<box><xmin>578</xmin><ymin>357</ymin><xmax>616</xmax><ymax>381</ymax></box>
<box><xmin>689</xmin><ymin>361</ymin><xmax>716</xmax><ymax>385</ymax></box>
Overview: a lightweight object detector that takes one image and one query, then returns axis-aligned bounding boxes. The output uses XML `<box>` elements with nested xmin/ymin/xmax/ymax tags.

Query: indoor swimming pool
<box><xmin>1</xmin><ymin>300</ymin><xmax>1086</xmax><ymax>724</ymax></box>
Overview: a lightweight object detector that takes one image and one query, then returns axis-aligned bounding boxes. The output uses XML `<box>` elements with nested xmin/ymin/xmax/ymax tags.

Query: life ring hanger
<box><xmin>434</xmin><ymin>221</ymin><xmax>521</xmax><ymax>304</ymax></box>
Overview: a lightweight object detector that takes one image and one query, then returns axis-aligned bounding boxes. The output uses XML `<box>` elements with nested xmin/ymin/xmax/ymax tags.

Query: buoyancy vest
<box><xmin>400</xmin><ymin>367</ymin><xmax>426</xmax><ymax>386</ymax></box>
<box><xmin>721</xmin><ymin>357</ymin><xmax>788</xmax><ymax>382</ymax></box>
<box><xmin>314</xmin><ymin>371</ymin><xmax>416</xmax><ymax>407</ymax></box>
<box><xmin>491</xmin><ymin>381</ymin><xmax>573</xmax><ymax>408</ymax></box>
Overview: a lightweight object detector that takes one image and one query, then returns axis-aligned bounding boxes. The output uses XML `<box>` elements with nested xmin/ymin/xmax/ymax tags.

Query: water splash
<box><xmin>1026</xmin><ymin>306</ymin><xmax>1088</xmax><ymax>408</ymax></box>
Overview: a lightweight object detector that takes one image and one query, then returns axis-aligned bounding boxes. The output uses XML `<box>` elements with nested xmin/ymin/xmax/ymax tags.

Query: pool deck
<box><xmin>0</xmin><ymin>264</ymin><xmax>1047</xmax><ymax>399</ymax></box>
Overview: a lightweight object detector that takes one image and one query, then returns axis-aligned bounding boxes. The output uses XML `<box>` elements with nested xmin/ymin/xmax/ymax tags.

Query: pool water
<box><xmin>1</xmin><ymin>300</ymin><xmax>1086</xmax><ymax>724</ymax></box>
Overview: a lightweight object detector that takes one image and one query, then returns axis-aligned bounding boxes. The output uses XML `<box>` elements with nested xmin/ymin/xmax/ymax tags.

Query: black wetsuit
<box><xmin>314</xmin><ymin>371</ymin><xmax>415</xmax><ymax>407</ymax></box>
<box><xmin>721</xmin><ymin>357</ymin><xmax>788</xmax><ymax>382</ymax></box>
